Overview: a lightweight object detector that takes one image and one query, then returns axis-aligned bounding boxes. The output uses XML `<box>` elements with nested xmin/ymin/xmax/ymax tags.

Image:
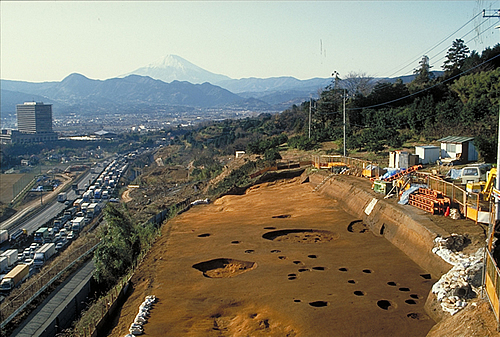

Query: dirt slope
<box><xmin>108</xmin><ymin>178</ymin><xmax>438</xmax><ymax>337</ymax></box>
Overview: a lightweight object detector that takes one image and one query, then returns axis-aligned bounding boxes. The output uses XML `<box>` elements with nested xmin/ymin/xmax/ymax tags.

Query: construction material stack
<box><xmin>408</xmin><ymin>188</ymin><xmax>450</xmax><ymax>215</ymax></box>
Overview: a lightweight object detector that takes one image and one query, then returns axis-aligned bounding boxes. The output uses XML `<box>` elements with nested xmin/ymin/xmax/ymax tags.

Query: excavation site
<box><xmin>106</xmin><ymin>171</ymin><xmax>460</xmax><ymax>337</ymax></box>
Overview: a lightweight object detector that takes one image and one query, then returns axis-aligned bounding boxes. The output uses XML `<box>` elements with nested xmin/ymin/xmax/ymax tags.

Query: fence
<box><xmin>0</xmin><ymin>238</ymin><xmax>99</xmax><ymax>330</ymax></box>
<box><xmin>485</xmin><ymin>248</ymin><xmax>500</xmax><ymax>325</ymax></box>
<box><xmin>425</xmin><ymin>175</ymin><xmax>488</xmax><ymax>224</ymax></box>
<box><xmin>11</xmin><ymin>170</ymin><xmax>39</xmax><ymax>204</ymax></box>
<box><xmin>312</xmin><ymin>154</ymin><xmax>374</xmax><ymax>170</ymax></box>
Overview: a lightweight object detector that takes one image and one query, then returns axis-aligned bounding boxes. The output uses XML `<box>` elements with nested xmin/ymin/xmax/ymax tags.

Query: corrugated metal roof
<box><xmin>415</xmin><ymin>145</ymin><xmax>439</xmax><ymax>149</ymax></box>
<box><xmin>437</xmin><ymin>136</ymin><xmax>474</xmax><ymax>143</ymax></box>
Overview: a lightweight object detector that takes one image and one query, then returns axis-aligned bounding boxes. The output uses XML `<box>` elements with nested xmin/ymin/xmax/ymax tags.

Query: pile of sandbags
<box><xmin>125</xmin><ymin>295</ymin><xmax>157</xmax><ymax>336</ymax></box>
<box><xmin>432</xmin><ymin>235</ymin><xmax>483</xmax><ymax>315</ymax></box>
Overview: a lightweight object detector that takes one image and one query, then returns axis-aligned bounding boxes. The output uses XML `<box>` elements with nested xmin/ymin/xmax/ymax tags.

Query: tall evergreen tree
<box><xmin>443</xmin><ymin>39</ymin><xmax>470</xmax><ymax>75</ymax></box>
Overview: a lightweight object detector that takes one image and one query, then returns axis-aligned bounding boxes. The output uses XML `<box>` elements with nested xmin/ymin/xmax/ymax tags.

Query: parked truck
<box><xmin>33</xmin><ymin>243</ymin><xmax>56</xmax><ymax>268</ymax></box>
<box><xmin>0</xmin><ymin>264</ymin><xmax>29</xmax><ymax>292</ymax></box>
<box><xmin>1</xmin><ymin>249</ymin><xmax>18</xmax><ymax>267</ymax></box>
<box><xmin>57</xmin><ymin>192</ymin><xmax>67</xmax><ymax>202</ymax></box>
<box><xmin>0</xmin><ymin>230</ymin><xmax>8</xmax><ymax>244</ymax></box>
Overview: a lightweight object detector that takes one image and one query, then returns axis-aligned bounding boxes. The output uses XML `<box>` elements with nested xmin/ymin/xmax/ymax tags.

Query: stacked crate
<box><xmin>408</xmin><ymin>188</ymin><xmax>450</xmax><ymax>215</ymax></box>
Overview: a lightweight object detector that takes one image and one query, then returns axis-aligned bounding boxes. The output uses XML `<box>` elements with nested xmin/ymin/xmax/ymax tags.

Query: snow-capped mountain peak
<box><xmin>121</xmin><ymin>55</ymin><xmax>231</xmax><ymax>84</ymax></box>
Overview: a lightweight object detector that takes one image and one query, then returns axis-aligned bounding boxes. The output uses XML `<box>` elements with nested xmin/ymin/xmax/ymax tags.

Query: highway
<box><xmin>0</xmin><ymin>167</ymin><xmax>103</xmax><ymax>245</ymax></box>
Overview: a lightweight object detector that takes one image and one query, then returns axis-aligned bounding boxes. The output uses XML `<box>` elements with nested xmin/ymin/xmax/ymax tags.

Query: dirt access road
<box><xmin>109</xmin><ymin>177</ymin><xmax>437</xmax><ymax>337</ymax></box>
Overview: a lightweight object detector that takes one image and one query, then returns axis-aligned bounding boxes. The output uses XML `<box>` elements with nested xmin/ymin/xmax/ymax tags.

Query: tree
<box><xmin>414</xmin><ymin>55</ymin><xmax>433</xmax><ymax>83</ymax></box>
<box><xmin>443</xmin><ymin>39</ymin><xmax>470</xmax><ymax>75</ymax></box>
<box><xmin>93</xmin><ymin>204</ymin><xmax>141</xmax><ymax>288</ymax></box>
<box><xmin>342</xmin><ymin>72</ymin><xmax>375</xmax><ymax>97</ymax></box>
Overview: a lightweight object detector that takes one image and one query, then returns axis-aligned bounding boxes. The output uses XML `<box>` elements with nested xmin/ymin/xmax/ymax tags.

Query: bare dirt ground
<box><xmin>108</xmin><ymin>177</ymin><xmax>439</xmax><ymax>337</ymax></box>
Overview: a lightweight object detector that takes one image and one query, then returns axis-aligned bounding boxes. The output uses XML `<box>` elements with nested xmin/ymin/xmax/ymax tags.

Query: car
<box><xmin>64</xmin><ymin>200</ymin><xmax>70</xmax><ymax>205</ymax></box>
<box><xmin>67</xmin><ymin>232</ymin><xmax>74</xmax><ymax>241</ymax></box>
<box><xmin>55</xmin><ymin>242</ymin><xmax>65</xmax><ymax>251</ymax></box>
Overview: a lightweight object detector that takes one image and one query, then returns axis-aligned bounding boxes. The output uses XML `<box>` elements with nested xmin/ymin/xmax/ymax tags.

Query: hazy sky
<box><xmin>2</xmin><ymin>1</ymin><xmax>500</xmax><ymax>82</ymax></box>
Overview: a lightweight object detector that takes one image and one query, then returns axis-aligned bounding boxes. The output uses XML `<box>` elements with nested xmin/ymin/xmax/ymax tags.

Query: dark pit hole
<box><xmin>272</xmin><ymin>214</ymin><xmax>291</xmax><ymax>218</ymax></box>
<box><xmin>309</xmin><ymin>301</ymin><xmax>328</xmax><ymax>307</ymax></box>
<box><xmin>244</xmin><ymin>250</ymin><xmax>255</xmax><ymax>254</ymax></box>
<box><xmin>405</xmin><ymin>299</ymin><xmax>417</xmax><ymax>305</ymax></box>
<box><xmin>288</xmin><ymin>273</ymin><xmax>297</xmax><ymax>277</ymax></box>
<box><xmin>339</xmin><ymin>267</ymin><xmax>348</xmax><ymax>272</ymax></box>
<box><xmin>192</xmin><ymin>258</ymin><xmax>255</xmax><ymax>278</ymax></box>
<box><xmin>387</xmin><ymin>281</ymin><xmax>397</xmax><ymax>286</ymax></box>
<box><xmin>198</xmin><ymin>233</ymin><xmax>211</xmax><ymax>238</ymax></box>
<box><xmin>377</xmin><ymin>300</ymin><xmax>392</xmax><ymax>310</ymax></box>
<box><xmin>294</xmin><ymin>299</ymin><xmax>301</xmax><ymax>303</ymax></box>
<box><xmin>354</xmin><ymin>291</ymin><xmax>365</xmax><ymax>296</ymax></box>
<box><xmin>420</xmin><ymin>273</ymin><xmax>432</xmax><ymax>279</ymax></box>
<box><xmin>298</xmin><ymin>268</ymin><xmax>309</xmax><ymax>272</ymax></box>
<box><xmin>271</xmin><ymin>249</ymin><xmax>281</xmax><ymax>253</ymax></box>
<box><xmin>278</xmin><ymin>256</ymin><xmax>286</xmax><ymax>260</ymax></box>
<box><xmin>362</xmin><ymin>269</ymin><xmax>372</xmax><ymax>274</ymax></box>
<box><xmin>262</xmin><ymin>229</ymin><xmax>338</xmax><ymax>242</ymax></box>
<box><xmin>211</xmin><ymin>313</ymin><xmax>222</xmax><ymax>318</ymax></box>
<box><xmin>348</xmin><ymin>279</ymin><xmax>356</xmax><ymax>284</ymax></box>
<box><xmin>410</xmin><ymin>294</ymin><xmax>419</xmax><ymax>299</ymax></box>
<box><xmin>399</xmin><ymin>287</ymin><xmax>410</xmax><ymax>292</ymax></box>
<box><xmin>264</xmin><ymin>227</ymin><xmax>276</xmax><ymax>230</ymax></box>
<box><xmin>407</xmin><ymin>313</ymin><xmax>422</xmax><ymax>319</ymax></box>
<box><xmin>293</xmin><ymin>261</ymin><xmax>302</xmax><ymax>265</ymax></box>
<box><xmin>231</xmin><ymin>241</ymin><xmax>240</xmax><ymax>244</ymax></box>
<box><xmin>380</xmin><ymin>224</ymin><xmax>386</xmax><ymax>235</ymax></box>
<box><xmin>288</xmin><ymin>276</ymin><xmax>297</xmax><ymax>280</ymax></box>
<box><xmin>249</xmin><ymin>313</ymin><xmax>257</xmax><ymax>318</ymax></box>
<box><xmin>312</xmin><ymin>267</ymin><xmax>325</xmax><ymax>271</ymax></box>
<box><xmin>347</xmin><ymin>220</ymin><xmax>366</xmax><ymax>233</ymax></box>
<box><xmin>308</xmin><ymin>254</ymin><xmax>317</xmax><ymax>258</ymax></box>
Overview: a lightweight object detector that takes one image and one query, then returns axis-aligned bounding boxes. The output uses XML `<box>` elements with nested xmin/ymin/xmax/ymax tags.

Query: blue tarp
<box><xmin>398</xmin><ymin>184</ymin><xmax>428</xmax><ymax>205</ymax></box>
<box><xmin>381</xmin><ymin>168</ymin><xmax>401</xmax><ymax>180</ymax></box>
<box><xmin>446</xmin><ymin>169</ymin><xmax>462</xmax><ymax>180</ymax></box>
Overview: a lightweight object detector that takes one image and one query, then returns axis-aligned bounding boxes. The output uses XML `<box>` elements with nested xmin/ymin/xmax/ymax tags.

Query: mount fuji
<box><xmin>121</xmin><ymin>55</ymin><xmax>231</xmax><ymax>85</ymax></box>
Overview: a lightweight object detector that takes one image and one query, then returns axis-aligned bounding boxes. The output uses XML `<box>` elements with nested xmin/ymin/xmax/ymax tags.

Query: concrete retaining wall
<box><xmin>309</xmin><ymin>172</ymin><xmax>452</xmax><ymax>278</ymax></box>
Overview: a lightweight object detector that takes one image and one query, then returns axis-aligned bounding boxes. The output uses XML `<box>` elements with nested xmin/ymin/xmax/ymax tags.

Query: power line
<box><xmin>384</xmin><ymin>11</ymin><xmax>483</xmax><ymax>79</ymax></box>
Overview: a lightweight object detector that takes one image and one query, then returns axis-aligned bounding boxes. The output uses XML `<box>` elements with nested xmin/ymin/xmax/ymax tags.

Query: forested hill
<box><xmin>171</xmin><ymin>40</ymin><xmax>500</xmax><ymax>164</ymax></box>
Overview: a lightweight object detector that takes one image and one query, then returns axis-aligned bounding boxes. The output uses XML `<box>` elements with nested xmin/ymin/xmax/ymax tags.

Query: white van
<box><xmin>461</xmin><ymin>164</ymin><xmax>492</xmax><ymax>184</ymax></box>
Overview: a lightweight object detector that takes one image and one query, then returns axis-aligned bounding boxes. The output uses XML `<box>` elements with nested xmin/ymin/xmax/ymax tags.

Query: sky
<box><xmin>2</xmin><ymin>1</ymin><xmax>500</xmax><ymax>83</ymax></box>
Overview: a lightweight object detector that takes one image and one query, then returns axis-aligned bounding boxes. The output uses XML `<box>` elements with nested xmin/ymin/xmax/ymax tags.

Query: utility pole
<box><xmin>343</xmin><ymin>88</ymin><xmax>346</xmax><ymax>157</ymax></box>
<box><xmin>309</xmin><ymin>98</ymin><xmax>312</xmax><ymax>139</ymax></box>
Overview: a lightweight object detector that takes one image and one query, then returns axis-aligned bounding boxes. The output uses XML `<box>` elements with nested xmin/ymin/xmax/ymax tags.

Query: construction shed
<box><xmin>438</xmin><ymin>136</ymin><xmax>478</xmax><ymax>163</ymax></box>
<box><xmin>415</xmin><ymin>145</ymin><xmax>440</xmax><ymax>165</ymax></box>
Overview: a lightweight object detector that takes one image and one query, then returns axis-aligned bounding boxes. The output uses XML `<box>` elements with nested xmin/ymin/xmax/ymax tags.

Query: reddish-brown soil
<box><xmin>109</xmin><ymin>177</ymin><xmax>438</xmax><ymax>337</ymax></box>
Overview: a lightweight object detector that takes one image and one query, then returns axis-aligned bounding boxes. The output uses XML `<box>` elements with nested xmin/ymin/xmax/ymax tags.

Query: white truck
<box><xmin>0</xmin><ymin>264</ymin><xmax>29</xmax><ymax>292</ymax></box>
<box><xmin>71</xmin><ymin>216</ymin><xmax>86</xmax><ymax>233</ymax></box>
<box><xmin>57</xmin><ymin>192</ymin><xmax>67</xmax><ymax>202</ymax></box>
<box><xmin>0</xmin><ymin>256</ymin><xmax>8</xmax><ymax>273</ymax></box>
<box><xmin>33</xmin><ymin>243</ymin><xmax>56</xmax><ymax>268</ymax></box>
<box><xmin>1</xmin><ymin>249</ymin><xmax>18</xmax><ymax>267</ymax></box>
<box><xmin>0</xmin><ymin>230</ymin><xmax>8</xmax><ymax>244</ymax></box>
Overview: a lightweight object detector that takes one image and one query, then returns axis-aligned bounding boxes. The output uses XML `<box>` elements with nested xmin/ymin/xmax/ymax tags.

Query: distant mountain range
<box><xmin>1</xmin><ymin>54</ymin><xmax>431</xmax><ymax>120</ymax></box>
